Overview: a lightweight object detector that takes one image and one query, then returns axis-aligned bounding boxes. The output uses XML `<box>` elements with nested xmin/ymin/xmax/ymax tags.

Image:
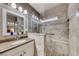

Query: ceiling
<box><xmin>29</xmin><ymin>3</ymin><xmax>62</xmax><ymax>15</ymax></box>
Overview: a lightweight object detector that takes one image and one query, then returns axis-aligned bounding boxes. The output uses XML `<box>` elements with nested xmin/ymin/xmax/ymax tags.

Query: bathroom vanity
<box><xmin>0</xmin><ymin>4</ymin><xmax>41</xmax><ymax>56</ymax></box>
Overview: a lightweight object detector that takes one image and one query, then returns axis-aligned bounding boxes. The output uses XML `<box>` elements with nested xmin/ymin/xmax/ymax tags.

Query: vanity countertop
<box><xmin>0</xmin><ymin>34</ymin><xmax>27</xmax><ymax>43</ymax></box>
<box><xmin>0</xmin><ymin>35</ymin><xmax>15</xmax><ymax>40</ymax></box>
<box><xmin>0</xmin><ymin>38</ymin><xmax>34</xmax><ymax>54</ymax></box>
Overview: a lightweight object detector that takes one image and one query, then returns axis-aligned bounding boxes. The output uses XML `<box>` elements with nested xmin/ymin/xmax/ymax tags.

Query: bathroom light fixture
<box><xmin>24</xmin><ymin>10</ymin><xmax>27</xmax><ymax>14</ymax></box>
<box><xmin>11</xmin><ymin>3</ymin><xmax>16</xmax><ymax>9</ymax></box>
<box><xmin>18</xmin><ymin>6</ymin><xmax>23</xmax><ymax>12</ymax></box>
<box><xmin>40</xmin><ymin>16</ymin><xmax>58</xmax><ymax>23</ymax></box>
<box><xmin>76</xmin><ymin>12</ymin><xmax>79</xmax><ymax>16</ymax></box>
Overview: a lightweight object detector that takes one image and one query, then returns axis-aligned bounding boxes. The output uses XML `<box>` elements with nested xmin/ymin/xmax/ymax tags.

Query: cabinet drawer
<box><xmin>19</xmin><ymin>41</ymin><xmax>34</xmax><ymax>56</ymax></box>
<box><xmin>1</xmin><ymin>41</ymin><xmax>34</xmax><ymax>56</ymax></box>
<box><xmin>1</xmin><ymin>47</ymin><xmax>23</xmax><ymax>56</ymax></box>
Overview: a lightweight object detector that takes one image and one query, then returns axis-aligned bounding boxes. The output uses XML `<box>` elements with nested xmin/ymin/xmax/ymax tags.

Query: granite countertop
<box><xmin>0</xmin><ymin>38</ymin><xmax>34</xmax><ymax>54</ymax></box>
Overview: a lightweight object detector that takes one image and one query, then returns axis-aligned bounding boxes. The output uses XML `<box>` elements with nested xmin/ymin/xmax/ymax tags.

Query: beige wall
<box><xmin>43</xmin><ymin>3</ymin><xmax>68</xmax><ymax>20</ymax></box>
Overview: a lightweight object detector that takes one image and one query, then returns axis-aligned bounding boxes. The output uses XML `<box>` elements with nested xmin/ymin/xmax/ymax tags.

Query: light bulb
<box><xmin>11</xmin><ymin>3</ymin><xmax>16</xmax><ymax>9</ymax></box>
<box><xmin>24</xmin><ymin>10</ymin><xmax>27</xmax><ymax>14</ymax></box>
<box><xmin>18</xmin><ymin>6</ymin><xmax>23</xmax><ymax>12</ymax></box>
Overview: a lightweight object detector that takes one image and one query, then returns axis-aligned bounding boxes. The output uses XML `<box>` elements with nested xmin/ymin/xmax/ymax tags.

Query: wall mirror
<box><xmin>2</xmin><ymin>8</ymin><xmax>25</xmax><ymax>35</ymax></box>
<box><xmin>7</xmin><ymin>13</ymin><xmax>24</xmax><ymax>35</ymax></box>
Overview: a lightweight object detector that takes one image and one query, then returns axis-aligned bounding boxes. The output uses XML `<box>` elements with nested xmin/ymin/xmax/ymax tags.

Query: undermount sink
<box><xmin>11</xmin><ymin>40</ymin><xmax>26</xmax><ymax>45</ymax></box>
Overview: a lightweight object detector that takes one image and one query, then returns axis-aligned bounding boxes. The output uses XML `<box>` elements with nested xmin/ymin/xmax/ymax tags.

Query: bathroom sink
<box><xmin>11</xmin><ymin>40</ymin><xmax>26</xmax><ymax>45</ymax></box>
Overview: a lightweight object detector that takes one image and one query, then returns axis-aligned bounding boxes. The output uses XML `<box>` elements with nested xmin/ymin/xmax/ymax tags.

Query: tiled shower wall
<box><xmin>42</xmin><ymin>22</ymin><xmax>69</xmax><ymax>56</ymax></box>
<box><xmin>68</xmin><ymin>3</ymin><xmax>79</xmax><ymax>55</ymax></box>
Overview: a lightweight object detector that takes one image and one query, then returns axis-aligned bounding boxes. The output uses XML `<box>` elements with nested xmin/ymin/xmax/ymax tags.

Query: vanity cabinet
<box><xmin>0</xmin><ymin>41</ymin><xmax>34</xmax><ymax>56</ymax></box>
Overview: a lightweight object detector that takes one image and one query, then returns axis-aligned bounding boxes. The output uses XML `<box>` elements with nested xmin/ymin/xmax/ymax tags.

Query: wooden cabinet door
<box><xmin>1</xmin><ymin>41</ymin><xmax>34</xmax><ymax>56</ymax></box>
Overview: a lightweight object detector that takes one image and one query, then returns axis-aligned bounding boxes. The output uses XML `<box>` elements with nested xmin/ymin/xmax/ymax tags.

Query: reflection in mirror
<box><xmin>17</xmin><ymin>16</ymin><xmax>24</xmax><ymax>35</ymax></box>
<box><xmin>7</xmin><ymin>13</ymin><xmax>24</xmax><ymax>35</ymax></box>
<box><xmin>32</xmin><ymin>21</ymin><xmax>38</xmax><ymax>33</ymax></box>
<box><xmin>7</xmin><ymin>13</ymin><xmax>17</xmax><ymax>35</ymax></box>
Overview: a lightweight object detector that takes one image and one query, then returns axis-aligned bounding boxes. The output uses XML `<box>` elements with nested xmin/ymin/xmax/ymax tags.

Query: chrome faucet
<box><xmin>16</xmin><ymin>35</ymin><xmax>19</xmax><ymax>40</ymax></box>
<box><xmin>15</xmin><ymin>34</ymin><xmax>20</xmax><ymax>40</ymax></box>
